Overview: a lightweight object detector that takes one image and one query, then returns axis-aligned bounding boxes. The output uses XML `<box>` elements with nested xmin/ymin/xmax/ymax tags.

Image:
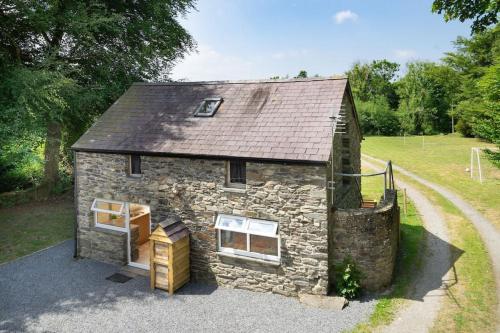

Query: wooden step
<box><xmin>361</xmin><ymin>200</ymin><xmax>377</xmax><ymax>208</ymax></box>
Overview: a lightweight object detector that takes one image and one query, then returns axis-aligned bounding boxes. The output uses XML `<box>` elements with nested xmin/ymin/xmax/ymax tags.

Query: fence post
<box><xmin>470</xmin><ymin>148</ymin><xmax>474</xmax><ymax>179</ymax></box>
<box><xmin>403</xmin><ymin>188</ymin><xmax>407</xmax><ymax>215</ymax></box>
<box><xmin>383</xmin><ymin>171</ymin><xmax>387</xmax><ymax>200</ymax></box>
<box><xmin>476</xmin><ymin>148</ymin><xmax>483</xmax><ymax>183</ymax></box>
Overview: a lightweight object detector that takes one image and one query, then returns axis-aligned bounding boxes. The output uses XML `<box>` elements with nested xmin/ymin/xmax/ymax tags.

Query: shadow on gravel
<box><xmin>405</xmin><ymin>224</ymin><xmax>463</xmax><ymax>302</ymax></box>
<box><xmin>0</xmin><ymin>241</ymin><xmax>217</xmax><ymax>332</ymax></box>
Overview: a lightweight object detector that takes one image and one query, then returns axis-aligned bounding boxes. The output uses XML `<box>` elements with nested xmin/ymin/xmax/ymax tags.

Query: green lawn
<box><xmin>0</xmin><ymin>197</ymin><xmax>74</xmax><ymax>264</ymax></box>
<box><xmin>362</xmin><ymin>134</ymin><xmax>499</xmax><ymax>228</ymax></box>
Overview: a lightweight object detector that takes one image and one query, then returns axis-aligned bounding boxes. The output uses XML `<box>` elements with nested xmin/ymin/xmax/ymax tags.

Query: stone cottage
<box><xmin>72</xmin><ymin>77</ymin><xmax>399</xmax><ymax>296</ymax></box>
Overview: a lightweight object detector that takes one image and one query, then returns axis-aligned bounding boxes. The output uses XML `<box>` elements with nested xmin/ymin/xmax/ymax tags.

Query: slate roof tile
<box><xmin>72</xmin><ymin>77</ymin><xmax>349</xmax><ymax>163</ymax></box>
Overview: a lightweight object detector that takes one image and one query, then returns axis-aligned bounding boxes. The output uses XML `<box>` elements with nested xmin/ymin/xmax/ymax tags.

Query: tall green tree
<box><xmin>432</xmin><ymin>0</ymin><xmax>499</xmax><ymax>34</ymax></box>
<box><xmin>346</xmin><ymin>60</ymin><xmax>400</xmax><ymax>109</ymax></box>
<box><xmin>396</xmin><ymin>61</ymin><xmax>461</xmax><ymax>134</ymax></box>
<box><xmin>346</xmin><ymin>59</ymin><xmax>401</xmax><ymax>135</ymax></box>
<box><xmin>443</xmin><ymin>25</ymin><xmax>499</xmax><ymax>141</ymax></box>
<box><xmin>0</xmin><ymin>0</ymin><xmax>196</xmax><ymax>193</ymax></box>
<box><xmin>356</xmin><ymin>97</ymin><xmax>400</xmax><ymax>135</ymax></box>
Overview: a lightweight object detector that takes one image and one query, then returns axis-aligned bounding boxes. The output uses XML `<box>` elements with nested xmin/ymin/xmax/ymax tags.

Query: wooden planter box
<box><xmin>149</xmin><ymin>220</ymin><xmax>190</xmax><ymax>295</ymax></box>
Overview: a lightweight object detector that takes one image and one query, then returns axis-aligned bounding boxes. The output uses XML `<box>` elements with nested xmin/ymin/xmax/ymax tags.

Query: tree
<box><xmin>356</xmin><ymin>97</ymin><xmax>400</xmax><ymax>135</ymax></box>
<box><xmin>432</xmin><ymin>0</ymin><xmax>499</xmax><ymax>34</ymax></box>
<box><xmin>346</xmin><ymin>60</ymin><xmax>401</xmax><ymax>135</ymax></box>
<box><xmin>443</xmin><ymin>25</ymin><xmax>499</xmax><ymax>140</ymax></box>
<box><xmin>0</xmin><ymin>1</ymin><xmax>196</xmax><ymax>194</ymax></box>
<box><xmin>396</xmin><ymin>61</ymin><xmax>460</xmax><ymax>134</ymax></box>
<box><xmin>295</xmin><ymin>70</ymin><xmax>308</xmax><ymax>78</ymax></box>
<box><xmin>346</xmin><ymin>60</ymin><xmax>400</xmax><ymax>109</ymax></box>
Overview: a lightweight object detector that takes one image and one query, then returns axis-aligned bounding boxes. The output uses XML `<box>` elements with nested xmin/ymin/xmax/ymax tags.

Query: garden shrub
<box><xmin>334</xmin><ymin>257</ymin><xmax>363</xmax><ymax>299</ymax></box>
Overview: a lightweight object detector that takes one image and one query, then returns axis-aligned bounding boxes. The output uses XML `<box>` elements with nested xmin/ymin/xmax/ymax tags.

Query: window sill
<box><xmin>221</xmin><ymin>186</ymin><xmax>246</xmax><ymax>194</ymax></box>
<box><xmin>127</xmin><ymin>174</ymin><xmax>142</xmax><ymax>179</ymax></box>
<box><xmin>216</xmin><ymin>252</ymin><xmax>281</xmax><ymax>266</ymax></box>
<box><xmin>94</xmin><ymin>224</ymin><xmax>127</xmax><ymax>234</ymax></box>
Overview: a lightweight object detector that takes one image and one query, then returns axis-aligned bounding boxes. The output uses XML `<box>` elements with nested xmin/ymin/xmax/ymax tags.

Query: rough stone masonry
<box><xmin>76</xmin><ymin>151</ymin><xmax>399</xmax><ymax>296</ymax></box>
<box><xmin>76</xmin><ymin>153</ymin><xmax>330</xmax><ymax>296</ymax></box>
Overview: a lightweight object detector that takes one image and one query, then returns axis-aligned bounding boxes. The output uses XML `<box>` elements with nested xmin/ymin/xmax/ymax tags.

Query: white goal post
<box><xmin>470</xmin><ymin>147</ymin><xmax>483</xmax><ymax>183</ymax></box>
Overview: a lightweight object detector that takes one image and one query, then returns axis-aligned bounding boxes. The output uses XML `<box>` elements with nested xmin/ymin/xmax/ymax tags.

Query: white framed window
<box><xmin>215</xmin><ymin>214</ymin><xmax>280</xmax><ymax>262</ymax></box>
<box><xmin>194</xmin><ymin>97</ymin><xmax>223</xmax><ymax>117</ymax></box>
<box><xmin>91</xmin><ymin>198</ymin><xmax>127</xmax><ymax>231</ymax></box>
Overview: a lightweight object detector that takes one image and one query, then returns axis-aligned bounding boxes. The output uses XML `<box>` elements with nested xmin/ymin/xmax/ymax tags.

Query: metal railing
<box><xmin>334</xmin><ymin>160</ymin><xmax>395</xmax><ymax>200</ymax></box>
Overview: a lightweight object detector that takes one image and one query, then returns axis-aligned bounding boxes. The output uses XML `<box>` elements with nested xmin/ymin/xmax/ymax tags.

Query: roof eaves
<box><xmin>71</xmin><ymin>147</ymin><xmax>329</xmax><ymax>165</ymax></box>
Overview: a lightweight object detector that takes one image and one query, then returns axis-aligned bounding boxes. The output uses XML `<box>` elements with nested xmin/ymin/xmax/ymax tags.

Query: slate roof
<box><xmin>72</xmin><ymin>77</ymin><xmax>351</xmax><ymax>163</ymax></box>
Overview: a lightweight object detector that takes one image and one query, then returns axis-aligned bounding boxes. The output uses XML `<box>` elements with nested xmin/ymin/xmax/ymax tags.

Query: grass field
<box><xmin>351</xmin><ymin>168</ymin><xmax>425</xmax><ymax>332</ymax></box>
<box><xmin>362</xmin><ymin>134</ymin><xmax>499</xmax><ymax>228</ymax></box>
<box><xmin>0</xmin><ymin>197</ymin><xmax>74</xmax><ymax>264</ymax></box>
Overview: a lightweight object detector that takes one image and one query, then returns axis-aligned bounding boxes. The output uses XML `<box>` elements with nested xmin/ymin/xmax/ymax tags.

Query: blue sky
<box><xmin>171</xmin><ymin>0</ymin><xmax>471</xmax><ymax>81</ymax></box>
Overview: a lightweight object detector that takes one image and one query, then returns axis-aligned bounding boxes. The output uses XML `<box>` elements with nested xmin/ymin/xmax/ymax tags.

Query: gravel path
<box><xmin>363</xmin><ymin>153</ymin><xmax>500</xmax><ymax>330</ymax></box>
<box><xmin>362</xmin><ymin>160</ymin><xmax>452</xmax><ymax>333</ymax></box>
<box><xmin>0</xmin><ymin>241</ymin><xmax>375</xmax><ymax>333</ymax></box>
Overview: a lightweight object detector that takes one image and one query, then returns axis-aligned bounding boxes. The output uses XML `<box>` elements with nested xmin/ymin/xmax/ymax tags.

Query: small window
<box><xmin>91</xmin><ymin>198</ymin><xmax>127</xmax><ymax>231</ymax></box>
<box><xmin>227</xmin><ymin>160</ymin><xmax>246</xmax><ymax>187</ymax></box>
<box><xmin>194</xmin><ymin>97</ymin><xmax>223</xmax><ymax>117</ymax></box>
<box><xmin>215</xmin><ymin>214</ymin><xmax>280</xmax><ymax>262</ymax></box>
<box><xmin>129</xmin><ymin>155</ymin><xmax>141</xmax><ymax>175</ymax></box>
<box><xmin>342</xmin><ymin>164</ymin><xmax>351</xmax><ymax>185</ymax></box>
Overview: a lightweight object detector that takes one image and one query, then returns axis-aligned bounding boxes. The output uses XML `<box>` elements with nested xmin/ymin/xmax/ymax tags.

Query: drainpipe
<box><xmin>73</xmin><ymin>151</ymin><xmax>79</xmax><ymax>259</ymax></box>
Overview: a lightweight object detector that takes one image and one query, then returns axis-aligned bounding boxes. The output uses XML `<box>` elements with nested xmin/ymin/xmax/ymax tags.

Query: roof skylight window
<box><xmin>194</xmin><ymin>97</ymin><xmax>223</xmax><ymax>117</ymax></box>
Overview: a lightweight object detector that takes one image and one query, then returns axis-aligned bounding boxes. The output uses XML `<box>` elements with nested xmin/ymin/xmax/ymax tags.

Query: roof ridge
<box><xmin>133</xmin><ymin>75</ymin><xmax>348</xmax><ymax>86</ymax></box>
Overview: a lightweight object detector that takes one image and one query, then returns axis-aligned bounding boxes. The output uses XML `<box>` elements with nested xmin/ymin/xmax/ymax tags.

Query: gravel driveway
<box><xmin>363</xmin><ymin>160</ymin><xmax>452</xmax><ymax>333</ymax></box>
<box><xmin>0</xmin><ymin>241</ymin><xmax>375</xmax><ymax>333</ymax></box>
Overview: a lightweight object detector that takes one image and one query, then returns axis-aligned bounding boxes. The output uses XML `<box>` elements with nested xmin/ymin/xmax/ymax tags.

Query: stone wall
<box><xmin>75</xmin><ymin>152</ymin><xmax>329</xmax><ymax>296</ymax></box>
<box><xmin>329</xmin><ymin>190</ymin><xmax>399</xmax><ymax>291</ymax></box>
<box><xmin>327</xmin><ymin>91</ymin><xmax>362</xmax><ymax>211</ymax></box>
<box><xmin>78</xmin><ymin>228</ymin><xmax>128</xmax><ymax>265</ymax></box>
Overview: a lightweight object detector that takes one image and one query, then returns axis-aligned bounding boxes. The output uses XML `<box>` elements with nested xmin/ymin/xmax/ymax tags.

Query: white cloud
<box><xmin>334</xmin><ymin>10</ymin><xmax>358</xmax><ymax>24</ymax></box>
<box><xmin>170</xmin><ymin>45</ymin><xmax>259</xmax><ymax>81</ymax></box>
<box><xmin>394</xmin><ymin>49</ymin><xmax>417</xmax><ymax>60</ymax></box>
